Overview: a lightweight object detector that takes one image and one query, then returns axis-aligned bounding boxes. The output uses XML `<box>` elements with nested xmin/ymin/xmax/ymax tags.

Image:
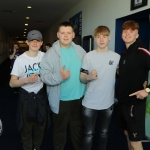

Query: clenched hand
<box><xmin>26</xmin><ymin>72</ymin><xmax>41</xmax><ymax>83</ymax></box>
<box><xmin>60</xmin><ymin>66</ymin><xmax>70</xmax><ymax>80</ymax></box>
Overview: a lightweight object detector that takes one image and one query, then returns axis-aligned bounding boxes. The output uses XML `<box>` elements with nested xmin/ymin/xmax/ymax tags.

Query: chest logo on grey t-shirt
<box><xmin>109</xmin><ymin>60</ymin><xmax>114</xmax><ymax>65</ymax></box>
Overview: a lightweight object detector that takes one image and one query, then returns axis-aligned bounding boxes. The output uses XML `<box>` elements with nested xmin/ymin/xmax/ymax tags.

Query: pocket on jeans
<box><xmin>82</xmin><ymin>106</ymin><xmax>93</xmax><ymax>115</ymax></box>
<box><xmin>82</xmin><ymin>106</ymin><xmax>89</xmax><ymax>111</ymax></box>
<box><xmin>108</xmin><ymin>104</ymin><xmax>114</xmax><ymax>111</ymax></box>
<box><xmin>106</xmin><ymin>104</ymin><xmax>114</xmax><ymax>116</ymax></box>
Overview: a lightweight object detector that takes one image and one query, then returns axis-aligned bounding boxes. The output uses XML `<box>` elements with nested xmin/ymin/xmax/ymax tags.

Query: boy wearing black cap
<box><xmin>9</xmin><ymin>30</ymin><xmax>49</xmax><ymax>150</ymax></box>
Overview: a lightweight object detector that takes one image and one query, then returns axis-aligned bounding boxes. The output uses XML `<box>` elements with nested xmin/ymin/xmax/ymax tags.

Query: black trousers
<box><xmin>52</xmin><ymin>99</ymin><xmax>83</xmax><ymax>150</ymax></box>
<box><xmin>82</xmin><ymin>105</ymin><xmax>113</xmax><ymax>150</ymax></box>
<box><xmin>21</xmin><ymin>100</ymin><xmax>46</xmax><ymax>150</ymax></box>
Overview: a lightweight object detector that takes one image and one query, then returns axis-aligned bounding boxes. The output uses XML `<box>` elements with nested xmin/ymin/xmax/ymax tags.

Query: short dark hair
<box><xmin>58</xmin><ymin>21</ymin><xmax>74</xmax><ymax>32</ymax></box>
<box><xmin>45</xmin><ymin>43</ymin><xmax>52</xmax><ymax>47</ymax></box>
<box><xmin>122</xmin><ymin>20</ymin><xmax>139</xmax><ymax>31</ymax></box>
<box><xmin>13</xmin><ymin>43</ymin><xmax>19</xmax><ymax>47</ymax></box>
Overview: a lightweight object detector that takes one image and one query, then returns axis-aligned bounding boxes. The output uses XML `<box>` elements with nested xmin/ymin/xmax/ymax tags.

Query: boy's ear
<box><xmin>136</xmin><ymin>34</ymin><xmax>139</xmax><ymax>39</ymax></box>
<box><xmin>73</xmin><ymin>32</ymin><xmax>75</xmax><ymax>38</ymax></box>
<box><xmin>57</xmin><ymin>32</ymin><xmax>59</xmax><ymax>38</ymax></box>
<box><xmin>26</xmin><ymin>40</ymin><xmax>29</xmax><ymax>45</ymax></box>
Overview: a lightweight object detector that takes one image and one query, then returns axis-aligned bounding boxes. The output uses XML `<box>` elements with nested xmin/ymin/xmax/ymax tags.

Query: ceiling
<box><xmin>0</xmin><ymin>0</ymin><xmax>81</xmax><ymax>40</ymax></box>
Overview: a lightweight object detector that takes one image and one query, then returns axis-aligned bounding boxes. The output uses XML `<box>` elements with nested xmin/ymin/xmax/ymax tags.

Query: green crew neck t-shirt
<box><xmin>60</xmin><ymin>46</ymin><xmax>85</xmax><ymax>101</ymax></box>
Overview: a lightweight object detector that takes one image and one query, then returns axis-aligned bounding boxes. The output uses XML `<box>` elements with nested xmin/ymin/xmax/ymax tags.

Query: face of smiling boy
<box><xmin>122</xmin><ymin>29</ymin><xmax>139</xmax><ymax>46</ymax></box>
<box><xmin>57</xmin><ymin>26</ymin><xmax>75</xmax><ymax>48</ymax></box>
<box><xmin>95</xmin><ymin>34</ymin><xmax>110</xmax><ymax>49</ymax></box>
<box><xmin>26</xmin><ymin>40</ymin><xmax>43</xmax><ymax>52</ymax></box>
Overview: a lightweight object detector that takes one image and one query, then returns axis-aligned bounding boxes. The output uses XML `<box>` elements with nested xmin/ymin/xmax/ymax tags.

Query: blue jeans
<box><xmin>82</xmin><ymin>105</ymin><xmax>113</xmax><ymax>150</ymax></box>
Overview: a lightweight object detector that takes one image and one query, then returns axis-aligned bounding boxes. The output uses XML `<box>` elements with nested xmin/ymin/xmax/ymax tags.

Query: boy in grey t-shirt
<box><xmin>80</xmin><ymin>26</ymin><xmax>120</xmax><ymax>150</ymax></box>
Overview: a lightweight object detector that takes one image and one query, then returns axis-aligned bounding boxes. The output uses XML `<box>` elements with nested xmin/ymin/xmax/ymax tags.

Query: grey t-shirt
<box><xmin>82</xmin><ymin>50</ymin><xmax>120</xmax><ymax>110</ymax></box>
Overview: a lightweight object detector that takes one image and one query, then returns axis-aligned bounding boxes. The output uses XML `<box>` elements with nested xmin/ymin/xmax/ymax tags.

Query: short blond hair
<box><xmin>94</xmin><ymin>26</ymin><xmax>110</xmax><ymax>36</ymax></box>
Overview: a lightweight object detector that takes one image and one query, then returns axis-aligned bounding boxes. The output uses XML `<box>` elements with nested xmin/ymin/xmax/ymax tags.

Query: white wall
<box><xmin>43</xmin><ymin>0</ymin><xmax>150</xmax><ymax>51</ymax></box>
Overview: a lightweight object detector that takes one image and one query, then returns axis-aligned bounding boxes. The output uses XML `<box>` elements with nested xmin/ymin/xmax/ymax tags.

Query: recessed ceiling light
<box><xmin>25</xmin><ymin>24</ymin><xmax>28</xmax><ymax>26</ymax></box>
<box><xmin>24</xmin><ymin>32</ymin><xmax>26</xmax><ymax>33</ymax></box>
<box><xmin>23</xmin><ymin>35</ymin><xmax>26</xmax><ymax>36</ymax></box>
<box><xmin>24</xmin><ymin>29</ymin><xmax>27</xmax><ymax>30</ymax></box>
<box><xmin>27</xmin><ymin>6</ymin><xmax>32</xmax><ymax>8</ymax></box>
<box><xmin>26</xmin><ymin>17</ymin><xmax>30</xmax><ymax>19</ymax></box>
<box><xmin>18</xmin><ymin>41</ymin><xmax>24</xmax><ymax>43</ymax></box>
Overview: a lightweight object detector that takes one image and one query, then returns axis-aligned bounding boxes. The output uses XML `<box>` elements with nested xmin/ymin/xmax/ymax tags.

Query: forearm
<box><xmin>80</xmin><ymin>73</ymin><xmax>89</xmax><ymax>83</ymax></box>
<box><xmin>41</xmin><ymin>55</ymin><xmax>63</xmax><ymax>85</ymax></box>
<box><xmin>9</xmin><ymin>52</ymin><xmax>16</xmax><ymax>59</ymax></box>
<box><xmin>9</xmin><ymin>77</ymin><xmax>28</xmax><ymax>88</ymax></box>
<box><xmin>41</xmin><ymin>71</ymin><xmax>63</xmax><ymax>85</ymax></box>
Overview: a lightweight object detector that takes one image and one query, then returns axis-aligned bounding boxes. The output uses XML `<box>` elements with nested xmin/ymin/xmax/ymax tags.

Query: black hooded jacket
<box><xmin>116</xmin><ymin>40</ymin><xmax>150</xmax><ymax>105</ymax></box>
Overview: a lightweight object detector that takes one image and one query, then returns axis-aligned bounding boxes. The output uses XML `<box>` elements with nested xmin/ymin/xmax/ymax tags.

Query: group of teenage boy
<box><xmin>9</xmin><ymin>20</ymin><xmax>150</xmax><ymax>150</ymax></box>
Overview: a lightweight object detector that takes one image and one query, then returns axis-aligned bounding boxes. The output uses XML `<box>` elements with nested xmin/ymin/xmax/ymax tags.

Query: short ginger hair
<box><xmin>122</xmin><ymin>20</ymin><xmax>139</xmax><ymax>31</ymax></box>
<box><xmin>94</xmin><ymin>26</ymin><xmax>110</xmax><ymax>37</ymax></box>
